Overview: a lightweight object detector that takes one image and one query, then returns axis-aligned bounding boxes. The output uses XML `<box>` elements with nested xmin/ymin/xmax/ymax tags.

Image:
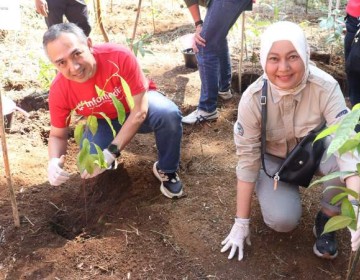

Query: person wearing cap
<box><xmin>220</xmin><ymin>21</ymin><xmax>360</xmax><ymax>261</ymax></box>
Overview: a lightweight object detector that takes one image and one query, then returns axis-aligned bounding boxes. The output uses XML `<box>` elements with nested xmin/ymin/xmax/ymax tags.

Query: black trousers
<box><xmin>45</xmin><ymin>0</ymin><xmax>91</xmax><ymax>36</ymax></box>
<box><xmin>345</xmin><ymin>14</ymin><xmax>360</xmax><ymax>107</ymax></box>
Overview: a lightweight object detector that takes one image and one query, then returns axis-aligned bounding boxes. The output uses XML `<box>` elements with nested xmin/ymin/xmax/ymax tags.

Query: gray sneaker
<box><xmin>181</xmin><ymin>109</ymin><xmax>218</xmax><ymax>124</ymax></box>
<box><xmin>218</xmin><ymin>89</ymin><xmax>233</xmax><ymax>100</ymax></box>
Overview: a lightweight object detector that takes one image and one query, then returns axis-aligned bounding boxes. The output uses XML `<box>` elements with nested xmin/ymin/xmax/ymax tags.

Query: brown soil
<box><xmin>0</xmin><ymin>1</ymin><xmax>358</xmax><ymax>279</ymax></box>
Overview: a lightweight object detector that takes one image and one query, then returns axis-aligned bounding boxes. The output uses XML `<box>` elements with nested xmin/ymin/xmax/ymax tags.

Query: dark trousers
<box><xmin>345</xmin><ymin>14</ymin><xmax>360</xmax><ymax>106</ymax></box>
<box><xmin>45</xmin><ymin>0</ymin><xmax>91</xmax><ymax>36</ymax></box>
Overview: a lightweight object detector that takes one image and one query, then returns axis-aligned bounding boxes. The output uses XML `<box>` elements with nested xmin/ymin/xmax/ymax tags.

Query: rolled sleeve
<box><xmin>234</xmin><ymin>84</ymin><xmax>263</xmax><ymax>182</ymax></box>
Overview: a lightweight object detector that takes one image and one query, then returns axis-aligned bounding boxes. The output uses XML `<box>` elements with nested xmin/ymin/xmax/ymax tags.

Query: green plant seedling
<box><xmin>69</xmin><ymin>61</ymin><xmax>134</xmax><ymax>174</ymax></box>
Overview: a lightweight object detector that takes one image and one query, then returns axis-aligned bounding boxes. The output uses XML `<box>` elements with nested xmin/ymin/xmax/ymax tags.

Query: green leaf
<box><xmin>327</xmin><ymin>109</ymin><xmax>360</xmax><ymax>156</ymax></box>
<box><xmin>78</xmin><ymin>139</ymin><xmax>90</xmax><ymax>161</ymax></box>
<box><xmin>357</xmin><ymin>163</ymin><xmax>360</xmax><ymax>175</ymax></box>
<box><xmin>120</xmin><ymin>77</ymin><xmax>134</xmax><ymax>109</ymax></box>
<box><xmin>83</xmin><ymin>154</ymin><xmax>98</xmax><ymax>174</ymax></box>
<box><xmin>348</xmin><ymin>220</ymin><xmax>358</xmax><ymax>231</ymax></box>
<box><xmin>95</xmin><ymin>84</ymin><xmax>105</xmax><ymax>97</ymax></box>
<box><xmin>338</xmin><ymin>139</ymin><xmax>360</xmax><ymax>156</ymax></box>
<box><xmin>353</xmin><ymin>104</ymin><xmax>360</xmax><ymax>111</ymax></box>
<box><xmin>314</xmin><ymin>125</ymin><xmax>338</xmax><ymax>142</ymax></box>
<box><xmin>77</xmin><ymin>139</ymin><xmax>93</xmax><ymax>173</ymax></box>
<box><xmin>324</xmin><ymin>186</ymin><xmax>359</xmax><ymax>200</ymax></box>
<box><xmin>330</xmin><ymin>192</ymin><xmax>349</xmax><ymax>205</ymax></box>
<box><xmin>309</xmin><ymin>171</ymin><xmax>353</xmax><ymax>187</ymax></box>
<box><xmin>86</xmin><ymin>115</ymin><xmax>98</xmax><ymax>136</ymax></box>
<box><xmin>110</xmin><ymin>94</ymin><xmax>126</xmax><ymax>125</ymax></box>
<box><xmin>93</xmin><ymin>144</ymin><xmax>107</xmax><ymax>168</ymax></box>
<box><xmin>74</xmin><ymin>123</ymin><xmax>84</xmax><ymax>145</ymax></box>
<box><xmin>323</xmin><ymin>215</ymin><xmax>353</xmax><ymax>234</ymax></box>
<box><xmin>341</xmin><ymin>198</ymin><xmax>356</xmax><ymax>219</ymax></box>
<box><xmin>98</xmin><ymin>112</ymin><xmax>116</xmax><ymax>137</ymax></box>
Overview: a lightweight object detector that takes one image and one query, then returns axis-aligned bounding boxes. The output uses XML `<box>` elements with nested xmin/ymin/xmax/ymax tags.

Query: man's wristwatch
<box><xmin>195</xmin><ymin>20</ymin><xmax>203</xmax><ymax>27</ymax></box>
<box><xmin>107</xmin><ymin>144</ymin><xmax>121</xmax><ymax>158</ymax></box>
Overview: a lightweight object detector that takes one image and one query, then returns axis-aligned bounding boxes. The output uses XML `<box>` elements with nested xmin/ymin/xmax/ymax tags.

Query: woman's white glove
<box><xmin>349</xmin><ymin>204</ymin><xmax>360</xmax><ymax>251</ymax></box>
<box><xmin>48</xmin><ymin>155</ymin><xmax>70</xmax><ymax>186</ymax></box>
<box><xmin>81</xmin><ymin>149</ymin><xmax>116</xmax><ymax>179</ymax></box>
<box><xmin>221</xmin><ymin>217</ymin><xmax>251</xmax><ymax>261</ymax></box>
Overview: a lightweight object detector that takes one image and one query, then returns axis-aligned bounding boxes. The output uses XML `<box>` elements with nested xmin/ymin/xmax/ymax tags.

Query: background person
<box><xmin>344</xmin><ymin>0</ymin><xmax>360</xmax><ymax>107</ymax></box>
<box><xmin>44</xmin><ymin>23</ymin><xmax>183</xmax><ymax>199</ymax></box>
<box><xmin>181</xmin><ymin>0</ymin><xmax>252</xmax><ymax>125</ymax></box>
<box><xmin>220</xmin><ymin>21</ymin><xmax>360</xmax><ymax>261</ymax></box>
<box><xmin>35</xmin><ymin>0</ymin><xmax>91</xmax><ymax>36</ymax></box>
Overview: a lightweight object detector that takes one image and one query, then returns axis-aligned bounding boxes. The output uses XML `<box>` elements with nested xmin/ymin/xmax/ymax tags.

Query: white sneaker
<box><xmin>218</xmin><ymin>89</ymin><xmax>233</xmax><ymax>100</ymax></box>
<box><xmin>182</xmin><ymin>109</ymin><xmax>218</xmax><ymax>124</ymax></box>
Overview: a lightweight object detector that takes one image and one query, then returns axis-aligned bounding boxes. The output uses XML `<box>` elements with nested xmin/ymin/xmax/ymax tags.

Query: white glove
<box><xmin>81</xmin><ymin>149</ymin><xmax>116</xmax><ymax>179</ymax></box>
<box><xmin>349</xmin><ymin>204</ymin><xmax>360</xmax><ymax>251</ymax></box>
<box><xmin>221</xmin><ymin>217</ymin><xmax>251</xmax><ymax>261</ymax></box>
<box><xmin>48</xmin><ymin>155</ymin><xmax>70</xmax><ymax>186</ymax></box>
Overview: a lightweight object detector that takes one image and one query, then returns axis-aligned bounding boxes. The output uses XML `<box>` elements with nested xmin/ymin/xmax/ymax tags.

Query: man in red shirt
<box><xmin>44</xmin><ymin>23</ymin><xmax>183</xmax><ymax>198</ymax></box>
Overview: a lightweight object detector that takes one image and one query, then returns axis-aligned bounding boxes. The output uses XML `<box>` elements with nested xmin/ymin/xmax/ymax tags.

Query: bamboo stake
<box><xmin>95</xmin><ymin>0</ymin><xmax>109</xmax><ymax>42</ymax></box>
<box><xmin>238</xmin><ymin>12</ymin><xmax>246</xmax><ymax>94</ymax></box>
<box><xmin>130</xmin><ymin>0</ymin><xmax>142</xmax><ymax>51</ymax></box>
<box><xmin>0</xmin><ymin>93</ymin><xmax>20</xmax><ymax>227</ymax></box>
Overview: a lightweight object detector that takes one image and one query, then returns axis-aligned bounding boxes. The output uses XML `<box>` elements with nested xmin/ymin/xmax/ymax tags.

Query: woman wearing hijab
<box><xmin>220</xmin><ymin>21</ymin><xmax>360</xmax><ymax>261</ymax></box>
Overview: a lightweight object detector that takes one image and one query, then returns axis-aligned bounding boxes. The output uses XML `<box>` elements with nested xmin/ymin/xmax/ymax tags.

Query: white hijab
<box><xmin>260</xmin><ymin>21</ymin><xmax>310</xmax><ymax>96</ymax></box>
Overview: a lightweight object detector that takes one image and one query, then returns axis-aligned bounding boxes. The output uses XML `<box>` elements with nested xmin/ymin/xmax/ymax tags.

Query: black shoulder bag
<box><xmin>260</xmin><ymin>80</ymin><xmax>327</xmax><ymax>189</ymax></box>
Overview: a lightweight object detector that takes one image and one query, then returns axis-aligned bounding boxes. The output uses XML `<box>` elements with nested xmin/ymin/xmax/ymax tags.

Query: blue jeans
<box><xmin>345</xmin><ymin>14</ymin><xmax>360</xmax><ymax>106</ymax></box>
<box><xmin>196</xmin><ymin>0</ymin><xmax>252</xmax><ymax>113</ymax></box>
<box><xmin>84</xmin><ymin>91</ymin><xmax>183</xmax><ymax>173</ymax></box>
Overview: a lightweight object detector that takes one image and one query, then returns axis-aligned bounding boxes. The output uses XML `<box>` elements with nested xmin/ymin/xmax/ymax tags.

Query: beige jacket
<box><xmin>234</xmin><ymin>65</ymin><xmax>355</xmax><ymax>182</ymax></box>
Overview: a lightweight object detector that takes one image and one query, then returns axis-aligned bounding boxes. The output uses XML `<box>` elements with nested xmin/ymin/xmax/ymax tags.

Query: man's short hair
<box><xmin>43</xmin><ymin>23</ymin><xmax>88</xmax><ymax>56</ymax></box>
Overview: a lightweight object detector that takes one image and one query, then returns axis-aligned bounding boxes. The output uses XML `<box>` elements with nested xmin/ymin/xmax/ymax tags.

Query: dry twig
<box><xmin>150</xmin><ymin>229</ymin><xmax>172</xmax><ymax>238</ymax></box>
<box><xmin>23</xmin><ymin>215</ymin><xmax>35</xmax><ymax>226</ymax></box>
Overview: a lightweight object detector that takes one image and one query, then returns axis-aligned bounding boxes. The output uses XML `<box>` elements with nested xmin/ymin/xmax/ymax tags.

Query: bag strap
<box><xmin>260</xmin><ymin>79</ymin><xmax>273</xmax><ymax>179</ymax></box>
<box><xmin>260</xmin><ymin>80</ymin><xmax>326</xmax><ymax>182</ymax></box>
<box><xmin>354</xmin><ymin>27</ymin><xmax>360</xmax><ymax>44</ymax></box>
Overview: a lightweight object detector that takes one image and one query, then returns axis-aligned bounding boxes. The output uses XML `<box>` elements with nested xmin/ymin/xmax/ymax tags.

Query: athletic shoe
<box><xmin>181</xmin><ymin>109</ymin><xmax>218</xmax><ymax>124</ymax></box>
<box><xmin>218</xmin><ymin>89</ymin><xmax>233</xmax><ymax>100</ymax></box>
<box><xmin>153</xmin><ymin>162</ymin><xmax>183</xmax><ymax>198</ymax></box>
<box><xmin>313</xmin><ymin>211</ymin><xmax>338</xmax><ymax>259</ymax></box>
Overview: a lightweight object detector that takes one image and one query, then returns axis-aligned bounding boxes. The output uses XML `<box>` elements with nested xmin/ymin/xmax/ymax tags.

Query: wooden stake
<box><xmin>0</xmin><ymin>93</ymin><xmax>20</xmax><ymax>227</ymax></box>
<box><xmin>95</xmin><ymin>0</ymin><xmax>109</xmax><ymax>42</ymax></box>
<box><xmin>130</xmin><ymin>0</ymin><xmax>142</xmax><ymax>51</ymax></box>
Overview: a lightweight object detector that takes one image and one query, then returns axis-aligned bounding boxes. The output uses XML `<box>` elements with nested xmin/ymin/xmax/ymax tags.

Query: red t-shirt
<box><xmin>48</xmin><ymin>43</ymin><xmax>157</xmax><ymax>128</ymax></box>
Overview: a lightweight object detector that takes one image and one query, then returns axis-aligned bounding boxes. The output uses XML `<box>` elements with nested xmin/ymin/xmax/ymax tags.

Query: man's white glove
<box><xmin>221</xmin><ymin>217</ymin><xmax>251</xmax><ymax>261</ymax></box>
<box><xmin>48</xmin><ymin>155</ymin><xmax>70</xmax><ymax>186</ymax></box>
<box><xmin>349</xmin><ymin>204</ymin><xmax>360</xmax><ymax>251</ymax></box>
<box><xmin>81</xmin><ymin>149</ymin><xmax>116</xmax><ymax>179</ymax></box>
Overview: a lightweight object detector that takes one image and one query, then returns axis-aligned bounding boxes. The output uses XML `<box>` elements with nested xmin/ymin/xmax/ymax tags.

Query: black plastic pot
<box><xmin>182</xmin><ymin>48</ymin><xmax>197</xmax><ymax>69</ymax></box>
<box><xmin>4</xmin><ymin>112</ymin><xmax>13</xmax><ymax>133</ymax></box>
